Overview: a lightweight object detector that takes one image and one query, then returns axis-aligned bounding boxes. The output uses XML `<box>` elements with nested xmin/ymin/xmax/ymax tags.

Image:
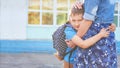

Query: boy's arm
<box><xmin>66</xmin><ymin>23</ymin><xmax>116</xmax><ymax>48</ymax></box>
<box><xmin>71</xmin><ymin>28</ymin><xmax>110</xmax><ymax>49</ymax></box>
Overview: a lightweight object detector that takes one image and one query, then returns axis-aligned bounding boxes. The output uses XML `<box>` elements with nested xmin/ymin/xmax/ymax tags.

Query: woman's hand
<box><xmin>108</xmin><ymin>23</ymin><xmax>116</xmax><ymax>32</ymax></box>
<box><xmin>73</xmin><ymin>1</ymin><xmax>83</xmax><ymax>9</ymax></box>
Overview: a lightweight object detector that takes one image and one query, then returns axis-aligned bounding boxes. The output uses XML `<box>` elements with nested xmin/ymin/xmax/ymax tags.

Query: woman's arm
<box><xmin>74</xmin><ymin>1</ymin><xmax>100</xmax><ymax>37</ymax></box>
<box><xmin>72</xmin><ymin>28</ymin><xmax>110</xmax><ymax>49</ymax></box>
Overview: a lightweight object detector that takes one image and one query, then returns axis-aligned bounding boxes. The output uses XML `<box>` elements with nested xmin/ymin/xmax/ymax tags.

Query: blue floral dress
<box><xmin>73</xmin><ymin>23</ymin><xmax>117</xmax><ymax>68</ymax></box>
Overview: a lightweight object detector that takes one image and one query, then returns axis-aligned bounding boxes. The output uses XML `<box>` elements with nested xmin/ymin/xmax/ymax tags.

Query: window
<box><xmin>29</xmin><ymin>0</ymin><xmax>40</xmax><ymax>10</ymax></box>
<box><xmin>118</xmin><ymin>1</ymin><xmax>120</xmax><ymax>27</ymax></box>
<box><xmin>28</xmin><ymin>12</ymin><xmax>40</xmax><ymax>24</ymax></box>
<box><xmin>28</xmin><ymin>0</ymin><xmax>76</xmax><ymax>26</ymax></box>
<box><xmin>114</xmin><ymin>2</ymin><xmax>120</xmax><ymax>27</ymax></box>
<box><xmin>28</xmin><ymin>0</ymin><xmax>40</xmax><ymax>25</ymax></box>
<box><xmin>28</xmin><ymin>0</ymin><xmax>120</xmax><ymax>27</ymax></box>
<box><xmin>57</xmin><ymin>13</ymin><xmax>67</xmax><ymax>25</ymax></box>
<box><xmin>42</xmin><ymin>12</ymin><xmax>53</xmax><ymax>25</ymax></box>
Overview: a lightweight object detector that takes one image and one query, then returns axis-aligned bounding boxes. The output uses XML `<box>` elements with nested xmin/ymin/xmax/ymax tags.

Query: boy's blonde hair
<box><xmin>69</xmin><ymin>6</ymin><xmax>84</xmax><ymax>16</ymax></box>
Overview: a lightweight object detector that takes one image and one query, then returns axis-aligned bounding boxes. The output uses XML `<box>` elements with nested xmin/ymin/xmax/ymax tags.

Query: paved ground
<box><xmin>0</xmin><ymin>53</ymin><xmax>120</xmax><ymax>68</ymax></box>
<box><xmin>0</xmin><ymin>53</ymin><xmax>63</xmax><ymax>68</ymax></box>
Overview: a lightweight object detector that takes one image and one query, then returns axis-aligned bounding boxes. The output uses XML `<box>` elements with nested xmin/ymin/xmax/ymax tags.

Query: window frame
<box><xmin>114</xmin><ymin>1</ymin><xmax>120</xmax><ymax>27</ymax></box>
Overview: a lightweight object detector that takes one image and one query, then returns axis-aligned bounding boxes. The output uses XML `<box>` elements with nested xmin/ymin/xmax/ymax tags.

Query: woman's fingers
<box><xmin>73</xmin><ymin>1</ymin><xmax>83</xmax><ymax>9</ymax></box>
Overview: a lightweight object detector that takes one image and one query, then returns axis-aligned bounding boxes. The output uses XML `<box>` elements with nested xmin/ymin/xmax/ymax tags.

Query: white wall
<box><xmin>0</xmin><ymin>0</ymin><xmax>119</xmax><ymax>41</ymax></box>
<box><xmin>0</xmin><ymin>0</ymin><xmax>2</xmax><ymax>37</ymax></box>
<box><xmin>0</xmin><ymin>0</ymin><xmax>27</xmax><ymax>40</ymax></box>
<box><xmin>115</xmin><ymin>27</ymin><xmax>120</xmax><ymax>41</ymax></box>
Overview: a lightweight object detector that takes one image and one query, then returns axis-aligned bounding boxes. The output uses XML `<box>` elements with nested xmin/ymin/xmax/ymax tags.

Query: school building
<box><xmin>0</xmin><ymin>0</ymin><xmax>120</xmax><ymax>53</ymax></box>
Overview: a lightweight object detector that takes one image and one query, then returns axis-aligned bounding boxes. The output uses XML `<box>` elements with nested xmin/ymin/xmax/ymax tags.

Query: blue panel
<box><xmin>0</xmin><ymin>40</ymin><xmax>120</xmax><ymax>54</ymax></box>
<box><xmin>116</xmin><ymin>41</ymin><xmax>120</xmax><ymax>54</ymax></box>
<box><xmin>0</xmin><ymin>40</ymin><xmax>55</xmax><ymax>53</ymax></box>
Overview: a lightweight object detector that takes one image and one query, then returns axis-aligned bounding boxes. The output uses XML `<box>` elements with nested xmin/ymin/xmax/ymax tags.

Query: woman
<box><xmin>71</xmin><ymin>0</ymin><xmax>117</xmax><ymax>68</ymax></box>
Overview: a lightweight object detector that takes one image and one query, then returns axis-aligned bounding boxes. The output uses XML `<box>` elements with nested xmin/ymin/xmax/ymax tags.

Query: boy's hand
<box><xmin>65</xmin><ymin>40</ymin><xmax>76</xmax><ymax>48</ymax></box>
<box><xmin>108</xmin><ymin>23</ymin><xmax>116</xmax><ymax>32</ymax></box>
<box><xmin>54</xmin><ymin>52</ymin><xmax>63</xmax><ymax>61</ymax></box>
<box><xmin>99</xmin><ymin>28</ymin><xmax>110</xmax><ymax>38</ymax></box>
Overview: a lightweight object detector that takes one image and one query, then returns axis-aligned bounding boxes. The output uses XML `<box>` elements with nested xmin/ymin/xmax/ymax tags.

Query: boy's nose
<box><xmin>75</xmin><ymin>23</ymin><xmax>80</xmax><ymax>27</ymax></box>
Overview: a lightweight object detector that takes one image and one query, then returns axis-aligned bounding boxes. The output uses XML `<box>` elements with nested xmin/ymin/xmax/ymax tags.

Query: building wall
<box><xmin>27</xmin><ymin>26</ymin><xmax>120</xmax><ymax>41</ymax></box>
<box><xmin>27</xmin><ymin>26</ymin><xmax>57</xmax><ymax>40</ymax></box>
<box><xmin>0</xmin><ymin>0</ymin><xmax>119</xmax><ymax>53</ymax></box>
<box><xmin>0</xmin><ymin>0</ymin><xmax>120</xmax><ymax>41</ymax></box>
<box><xmin>115</xmin><ymin>27</ymin><xmax>120</xmax><ymax>41</ymax></box>
<box><xmin>0</xmin><ymin>0</ymin><xmax>27</xmax><ymax>40</ymax></box>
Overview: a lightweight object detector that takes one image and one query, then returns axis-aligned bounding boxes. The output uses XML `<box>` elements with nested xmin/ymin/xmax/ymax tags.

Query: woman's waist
<box><xmin>90</xmin><ymin>23</ymin><xmax>112</xmax><ymax>31</ymax></box>
<box><xmin>94</xmin><ymin>15</ymin><xmax>114</xmax><ymax>24</ymax></box>
<box><xmin>83</xmin><ymin>23</ymin><xmax>115</xmax><ymax>39</ymax></box>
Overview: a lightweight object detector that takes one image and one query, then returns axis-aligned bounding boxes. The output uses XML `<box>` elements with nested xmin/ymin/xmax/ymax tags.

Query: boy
<box><xmin>54</xmin><ymin>6</ymin><xmax>116</xmax><ymax>68</ymax></box>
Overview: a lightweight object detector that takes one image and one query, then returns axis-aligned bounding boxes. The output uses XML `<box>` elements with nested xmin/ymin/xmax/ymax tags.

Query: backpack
<box><xmin>52</xmin><ymin>23</ymin><xmax>67</xmax><ymax>59</ymax></box>
<box><xmin>52</xmin><ymin>22</ymin><xmax>77</xmax><ymax>60</ymax></box>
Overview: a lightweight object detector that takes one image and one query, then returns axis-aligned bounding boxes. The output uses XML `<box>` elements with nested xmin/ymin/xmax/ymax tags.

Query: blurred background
<box><xmin>0</xmin><ymin>0</ymin><xmax>120</xmax><ymax>53</ymax></box>
<box><xmin>0</xmin><ymin>0</ymin><xmax>120</xmax><ymax>68</ymax></box>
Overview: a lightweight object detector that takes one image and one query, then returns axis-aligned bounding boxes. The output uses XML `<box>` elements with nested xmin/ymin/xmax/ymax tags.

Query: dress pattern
<box><xmin>74</xmin><ymin>23</ymin><xmax>117</xmax><ymax>68</ymax></box>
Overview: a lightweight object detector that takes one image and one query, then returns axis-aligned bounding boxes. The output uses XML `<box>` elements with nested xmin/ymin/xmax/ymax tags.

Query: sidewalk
<box><xmin>0</xmin><ymin>53</ymin><xmax>63</xmax><ymax>68</ymax></box>
<box><xmin>0</xmin><ymin>53</ymin><xmax>120</xmax><ymax>68</ymax></box>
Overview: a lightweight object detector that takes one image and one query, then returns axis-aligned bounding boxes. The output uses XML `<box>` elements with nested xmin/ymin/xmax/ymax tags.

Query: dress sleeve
<box><xmin>83</xmin><ymin>0</ymin><xmax>100</xmax><ymax>21</ymax></box>
<box><xmin>64</xmin><ymin>27</ymin><xmax>77</xmax><ymax>40</ymax></box>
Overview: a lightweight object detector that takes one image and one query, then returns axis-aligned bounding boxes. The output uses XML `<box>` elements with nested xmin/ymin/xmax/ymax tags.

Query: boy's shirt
<box><xmin>64</xmin><ymin>24</ymin><xmax>77</xmax><ymax>41</ymax></box>
<box><xmin>64</xmin><ymin>23</ymin><xmax>77</xmax><ymax>64</ymax></box>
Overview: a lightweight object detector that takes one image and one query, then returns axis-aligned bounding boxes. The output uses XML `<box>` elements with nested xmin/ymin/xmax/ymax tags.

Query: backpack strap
<box><xmin>61</xmin><ymin>46</ymin><xmax>77</xmax><ymax>68</ymax></box>
<box><xmin>63</xmin><ymin>46</ymin><xmax>77</xmax><ymax>58</ymax></box>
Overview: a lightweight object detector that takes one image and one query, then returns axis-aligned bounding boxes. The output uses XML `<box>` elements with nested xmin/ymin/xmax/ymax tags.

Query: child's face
<box><xmin>70</xmin><ymin>14</ymin><xmax>83</xmax><ymax>30</ymax></box>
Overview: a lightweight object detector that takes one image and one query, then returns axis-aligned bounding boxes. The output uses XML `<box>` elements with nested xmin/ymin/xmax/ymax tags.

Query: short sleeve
<box><xmin>64</xmin><ymin>27</ymin><xmax>77</xmax><ymax>40</ymax></box>
<box><xmin>83</xmin><ymin>0</ymin><xmax>100</xmax><ymax>21</ymax></box>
